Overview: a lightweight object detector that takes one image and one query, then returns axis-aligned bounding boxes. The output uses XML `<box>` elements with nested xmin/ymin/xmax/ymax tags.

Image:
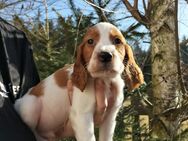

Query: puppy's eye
<box><xmin>87</xmin><ymin>39</ymin><xmax>94</xmax><ymax>45</ymax></box>
<box><xmin>113</xmin><ymin>38</ymin><xmax>122</xmax><ymax>45</ymax></box>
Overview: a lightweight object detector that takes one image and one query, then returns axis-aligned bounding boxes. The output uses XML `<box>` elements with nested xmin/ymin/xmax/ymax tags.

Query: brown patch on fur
<box><xmin>30</xmin><ymin>81</ymin><xmax>44</xmax><ymax>97</ymax></box>
<box><xmin>109</xmin><ymin>27</ymin><xmax>126</xmax><ymax>43</ymax></box>
<box><xmin>109</xmin><ymin>27</ymin><xmax>126</xmax><ymax>60</ymax></box>
<box><xmin>30</xmin><ymin>66</ymin><xmax>72</xmax><ymax>97</ymax></box>
<box><xmin>124</xmin><ymin>44</ymin><xmax>144</xmax><ymax>91</ymax></box>
<box><xmin>109</xmin><ymin>27</ymin><xmax>144</xmax><ymax>91</ymax></box>
<box><xmin>72</xmin><ymin>26</ymin><xmax>100</xmax><ymax>91</ymax></box>
<box><xmin>82</xmin><ymin>26</ymin><xmax>100</xmax><ymax>63</ymax></box>
<box><xmin>54</xmin><ymin>68</ymin><xmax>69</xmax><ymax>88</ymax></box>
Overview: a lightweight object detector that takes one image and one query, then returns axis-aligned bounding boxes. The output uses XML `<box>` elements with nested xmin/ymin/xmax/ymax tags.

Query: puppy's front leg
<box><xmin>70</xmin><ymin>88</ymin><xmax>96</xmax><ymax>141</ymax></box>
<box><xmin>70</xmin><ymin>112</ymin><xmax>95</xmax><ymax>141</ymax></box>
<box><xmin>99</xmin><ymin>81</ymin><xmax>124</xmax><ymax>141</ymax></box>
<box><xmin>98</xmin><ymin>104</ymin><xmax>121</xmax><ymax>141</ymax></box>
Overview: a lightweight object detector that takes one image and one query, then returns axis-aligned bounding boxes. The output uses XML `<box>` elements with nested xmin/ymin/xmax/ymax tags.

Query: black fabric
<box><xmin>0</xmin><ymin>18</ymin><xmax>39</xmax><ymax>141</ymax></box>
<box><xmin>0</xmin><ymin>96</ymin><xmax>36</xmax><ymax>141</ymax></box>
<box><xmin>0</xmin><ymin>30</ymin><xmax>15</xmax><ymax>103</ymax></box>
<box><xmin>0</xmin><ymin>18</ymin><xmax>40</xmax><ymax>99</ymax></box>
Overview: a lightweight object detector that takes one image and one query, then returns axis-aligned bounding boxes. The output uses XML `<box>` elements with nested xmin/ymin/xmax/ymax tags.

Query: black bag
<box><xmin>0</xmin><ymin>18</ymin><xmax>39</xmax><ymax>141</ymax></box>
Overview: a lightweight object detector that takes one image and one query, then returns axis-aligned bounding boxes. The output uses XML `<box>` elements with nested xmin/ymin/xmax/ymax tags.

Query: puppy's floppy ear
<box><xmin>72</xmin><ymin>43</ymin><xmax>88</xmax><ymax>92</ymax></box>
<box><xmin>124</xmin><ymin>44</ymin><xmax>144</xmax><ymax>91</ymax></box>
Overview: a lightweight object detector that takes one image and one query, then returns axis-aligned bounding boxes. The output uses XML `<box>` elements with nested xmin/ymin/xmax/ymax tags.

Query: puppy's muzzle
<box><xmin>98</xmin><ymin>52</ymin><xmax>113</xmax><ymax>63</ymax></box>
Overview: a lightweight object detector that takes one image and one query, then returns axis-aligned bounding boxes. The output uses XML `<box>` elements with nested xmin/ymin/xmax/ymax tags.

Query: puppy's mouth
<box><xmin>89</xmin><ymin>67</ymin><xmax>119</xmax><ymax>78</ymax></box>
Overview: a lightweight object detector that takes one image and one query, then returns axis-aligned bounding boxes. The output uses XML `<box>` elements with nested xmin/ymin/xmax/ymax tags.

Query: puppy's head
<box><xmin>72</xmin><ymin>22</ymin><xmax>144</xmax><ymax>92</ymax></box>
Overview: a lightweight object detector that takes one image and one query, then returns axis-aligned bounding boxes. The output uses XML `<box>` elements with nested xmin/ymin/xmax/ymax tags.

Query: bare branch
<box><xmin>147</xmin><ymin>0</ymin><xmax>152</xmax><ymax>13</ymax></box>
<box><xmin>103</xmin><ymin>0</ymin><xmax>111</xmax><ymax>8</ymax></box>
<box><xmin>143</xmin><ymin>0</ymin><xmax>151</xmax><ymax>21</ymax></box>
<box><xmin>72</xmin><ymin>14</ymin><xmax>83</xmax><ymax>62</ymax></box>
<box><xmin>142</xmin><ymin>0</ymin><xmax>147</xmax><ymax>13</ymax></box>
<box><xmin>134</xmin><ymin>0</ymin><xmax>138</xmax><ymax>9</ymax></box>
<box><xmin>0</xmin><ymin>0</ymin><xmax>25</xmax><ymax>9</ymax></box>
<box><xmin>84</xmin><ymin>0</ymin><xmax>108</xmax><ymax>22</ymax></box>
<box><xmin>43</xmin><ymin>0</ymin><xmax>49</xmax><ymax>41</ymax></box>
<box><xmin>122</xmin><ymin>0</ymin><xmax>150</xmax><ymax>26</ymax></box>
<box><xmin>84</xmin><ymin>0</ymin><xmax>115</xmax><ymax>13</ymax></box>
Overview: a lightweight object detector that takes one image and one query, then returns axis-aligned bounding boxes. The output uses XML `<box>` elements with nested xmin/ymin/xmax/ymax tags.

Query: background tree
<box><xmin>123</xmin><ymin>0</ymin><xmax>188</xmax><ymax>140</ymax></box>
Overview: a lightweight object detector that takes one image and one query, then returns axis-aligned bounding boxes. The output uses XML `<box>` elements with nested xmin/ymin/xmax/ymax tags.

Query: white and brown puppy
<box><xmin>14</xmin><ymin>22</ymin><xmax>144</xmax><ymax>141</ymax></box>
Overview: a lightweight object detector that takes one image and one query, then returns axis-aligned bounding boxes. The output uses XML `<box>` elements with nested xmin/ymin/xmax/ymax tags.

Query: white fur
<box><xmin>87</xmin><ymin>23</ymin><xmax>124</xmax><ymax>78</ymax></box>
<box><xmin>14</xmin><ymin>22</ymin><xmax>125</xmax><ymax>141</ymax></box>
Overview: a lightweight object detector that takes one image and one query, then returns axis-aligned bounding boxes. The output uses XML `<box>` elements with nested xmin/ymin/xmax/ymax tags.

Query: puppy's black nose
<box><xmin>99</xmin><ymin>52</ymin><xmax>112</xmax><ymax>63</ymax></box>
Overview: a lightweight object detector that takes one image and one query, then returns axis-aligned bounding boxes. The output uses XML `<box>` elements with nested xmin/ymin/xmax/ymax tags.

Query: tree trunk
<box><xmin>149</xmin><ymin>0</ymin><xmax>180</xmax><ymax>139</ymax></box>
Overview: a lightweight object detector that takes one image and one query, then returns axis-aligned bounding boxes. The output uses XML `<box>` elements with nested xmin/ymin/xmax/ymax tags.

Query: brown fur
<box><xmin>124</xmin><ymin>44</ymin><xmax>144</xmax><ymax>91</ymax></box>
<box><xmin>72</xmin><ymin>26</ymin><xmax>100</xmax><ymax>91</ymax></box>
<box><xmin>54</xmin><ymin>68</ymin><xmax>69</xmax><ymax>88</ymax></box>
<box><xmin>30</xmin><ymin>81</ymin><xmax>44</xmax><ymax>97</ymax></box>
<box><xmin>109</xmin><ymin>27</ymin><xmax>126</xmax><ymax>60</ymax></box>
<box><xmin>109</xmin><ymin>27</ymin><xmax>144</xmax><ymax>90</ymax></box>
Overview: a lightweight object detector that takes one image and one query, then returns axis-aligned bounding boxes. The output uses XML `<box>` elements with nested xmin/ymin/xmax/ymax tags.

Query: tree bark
<box><xmin>149</xmin><ymin>0</ymin><xmax>180</xmax><ymax>139</ymax></box>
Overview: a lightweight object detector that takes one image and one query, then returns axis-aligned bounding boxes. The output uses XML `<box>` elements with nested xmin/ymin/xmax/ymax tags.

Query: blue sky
<box><xmin>46</xmin><ymin>0</ymin><xmax>188</xmax><ymax>41</ymax></box>
<box><xmin>1</xmin><ymin>0</ymin><xmax>188</xmax><ymax>42</ymax></box>
<box><xmin>178</xmin><ymin>0</ymin><xmax>188</xmax><ymax>40</ymax></box>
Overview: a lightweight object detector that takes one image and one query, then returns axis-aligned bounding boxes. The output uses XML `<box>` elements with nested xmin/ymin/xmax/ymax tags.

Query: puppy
<box><xmin>14</xmin><ymin>22</ymin><xmax>144</xmax><ymax>141</ymax></box>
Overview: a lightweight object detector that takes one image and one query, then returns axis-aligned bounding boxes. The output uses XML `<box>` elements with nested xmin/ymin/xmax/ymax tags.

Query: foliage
<box><xmin>13</xmin><ymin>8</ymin><xmax>95</xmax><ymax>78</ymax></box>
<box><xmin>180</xmin><ymin>36</ymin><xmax>188</xmax><ymax>65</ymax></box>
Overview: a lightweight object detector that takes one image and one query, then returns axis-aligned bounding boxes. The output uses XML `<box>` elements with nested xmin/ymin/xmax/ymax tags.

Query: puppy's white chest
<box><xmin>71</xmin><ymin>79</ymin><xmax>96</xmax><ymax>114</ymax></box>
